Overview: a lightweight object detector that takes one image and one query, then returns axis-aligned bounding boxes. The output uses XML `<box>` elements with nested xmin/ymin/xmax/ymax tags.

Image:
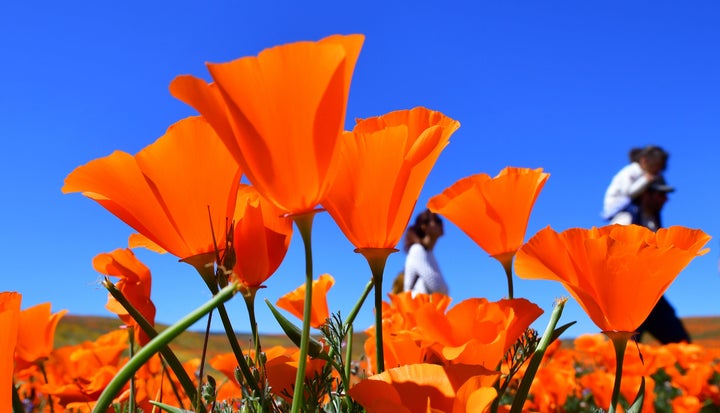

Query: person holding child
<box><xmin>602</xmin><ymin>145</ymin><xmax>691</xmax><ymax>344</ymax></box>
<box><xmin>601</xmin><ymin>145</ymin><xmax>669</xmax><ymax>225</ymax></box>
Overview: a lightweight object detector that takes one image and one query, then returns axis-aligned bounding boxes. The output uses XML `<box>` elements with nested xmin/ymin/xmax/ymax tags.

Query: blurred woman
<box><xmin>402</xmin><ymin>209</ymin><xmax>449</xmax><ymax>296</ymax></box>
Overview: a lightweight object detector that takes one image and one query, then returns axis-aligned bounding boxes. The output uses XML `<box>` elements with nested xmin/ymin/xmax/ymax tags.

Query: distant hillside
<box><xmin>55</xmin><ymin>314</ymin><xmax>368</xmax><ymax>362</ymax></box>
<box><xmin>55</xmin><ymin>314</ymin><xmax>720</xmax><ymax>362</ymax></box>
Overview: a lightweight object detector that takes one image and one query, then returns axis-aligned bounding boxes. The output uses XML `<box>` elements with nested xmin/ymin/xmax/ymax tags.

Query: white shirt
<box><xmin>602</xmin><ymin>162</ymin><xmax>653</xmax><ymax>220</ymax></box>
<box><xmin>403</xmin><ymin>243</ymin><xmax>449</xmax><ymax>295</ymax></box>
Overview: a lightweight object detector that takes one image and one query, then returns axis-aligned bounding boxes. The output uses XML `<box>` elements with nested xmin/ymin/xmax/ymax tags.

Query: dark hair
<box><xmin>639</xmin><ymin>145</ymin><xmax>669</xmax><ymax>171</ymax></box>
<box><xmin>628</xmin><ymin>147</ymin><xmax>644</xmax><ymax>163</ymax></box>
<box><xmin>629</xmin><ymin>145</ymin><xmax>669</xmax><ymax>166</ymax></box>
<box><xmin>403</xmin><ymin>209</ymin><xmax>443</xmax><ymax>252</ymax></box>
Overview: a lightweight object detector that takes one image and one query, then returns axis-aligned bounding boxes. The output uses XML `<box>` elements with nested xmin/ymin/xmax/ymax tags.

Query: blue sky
<box><xmin>2</xmin><ymin>1</ymin><xmax>719</xmax><ymax>340</ymax></box>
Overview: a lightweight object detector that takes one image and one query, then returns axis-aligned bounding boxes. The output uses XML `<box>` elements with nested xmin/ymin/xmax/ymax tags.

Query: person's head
<box><xmin>637</xmin><ymin>145</ymin><xmax>669</xmax><ymax>175</ymax></box>
<box><xmin>628</xmin><ymin>147</ymin><xmax>644</xmax><ymax>163</ymax></box>
<box><xmin>403</xmin><ymin>209</ymin><xmax>444</xmax><ymax>251</ymax></box>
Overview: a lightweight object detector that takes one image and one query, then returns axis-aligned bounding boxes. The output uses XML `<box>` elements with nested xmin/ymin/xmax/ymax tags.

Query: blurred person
<box><xmin>631</xmin><ymin>176</ymin><xmax>692</xmax><ymax>344</ymax></box>
<box><xmin>403</xmin><ymin>209</ymin><xmax>449</xmax><ymax>296</ymax></box>
<box><xmin>602</xmin><ymin>145</ymin><xmax>669</xmax><ymax>225</ymax></box>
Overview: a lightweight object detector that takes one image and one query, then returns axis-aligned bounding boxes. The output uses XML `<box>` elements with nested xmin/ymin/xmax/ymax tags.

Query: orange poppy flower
<box><xmin>231</xmin><ymin>184</ymin><xmax>293</xmax><ymax>288</ymax></box>
<box><xmin>93</xmin><ymin>248</ymin><xmax>156</xmax><ymax>345</ymax></box>
<box><xmin>348</xmin><ymin>363</ymin><xmax>498</xmax><ymax>413</ymax></box>
<box><xmin>62</xmin><ymin>116</ymin><xmax>242</xmax><ymax>264</ymax></box>
<box><xmin>171</xmin><ymin>34</ymin><xmax>364</xmax><ymax>215</ymax></box>
<box><xmin>514</xmin><ymin>225</ymin><xmax>711</xmax><ymax>332</ymax></box>
<box><xmin>427</xmin><ymin>167</ymin><xmax>549</xmax><ymax>269</ymax></box>
<box><xmin>40</xmin><ymin>330</ymin><xmax>128</xmax><ymax>407</ymax></box>
<box><xmin>276</xmin><ymin>273</ymin><xmax>335</xmax><ymax>328</ymax></box>
<box><xmin>15</xmin><ymin>302</ymin><xmax>67</xmax><ymax>368</ymax></box>
<box><xmin>1</xmin><ymin>292</ymin><xmax>21</xmax><ymax>409</ymax></box>
<box><xmin>264</xmin><ymin>346</ymin><xmax>328</xmax><ymax>404</ymax></box>
<box><xmin>412</xmin><ymin>297</ymin><xmax>543</xmax><ymax>367</ymax></box>
<box><xmin>386</xmin><ymin>291</ymin><xmax>453</xmax><ymax>330</ymax></box>
<box><xmin>323</xmin><ymin>107</ymin><xmax>459</xmax><ymax>249</ymax></box>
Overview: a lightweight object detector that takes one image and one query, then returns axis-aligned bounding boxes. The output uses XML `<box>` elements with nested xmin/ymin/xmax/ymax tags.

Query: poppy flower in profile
<box><xmin>15</xmin><ymin>303</ymin><xmax>68</xmax><ymax>368</ymax></box>
<box><xmin>0</xmin><ymin>292</ymin><xmax>21</xmax><ymax>409</ymax></box>
<box><xmin>323</xmin><ymin>107</ymin><xmax>460</xmax><ymax>250</ymax></box>
<box><xmin>348</xmin><ymin>363</ymin><xmax>498</xmax><ymax>413</ymax></box>
<box><xmin>514</xmin><ymin>225</ymin><xmax>711</xmax><ymax>333</ymax></box>
<box><xmin>231</xmin><ymin>184</ymin><xmax>293</xmax><ymax>288</ymax></box>
<box><xmin>427</xmin><ymin>167</ymin><xmax>549</xmax><ymax>270</ymax></box>
<box><xmin>93</xmin><ymin>248</ymin><xmax>156</xmax><ymax>345</ymax></box>
<box><xmin>62</xmin><ymin>116</ymin><xmax>242</xmax><ymax>265</ymax></box>
<box><xmin>171</xmin><ymin>34</ymin><xmax>364</xmax><ymax>215</ymax></box>
<box><xmin>276</xmin><ymin>273</ymin><xmax>335</xmax><ymax>328</ymax></box>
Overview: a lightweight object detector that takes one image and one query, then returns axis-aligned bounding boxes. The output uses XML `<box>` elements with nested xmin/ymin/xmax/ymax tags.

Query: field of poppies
<box><xmin>2</xmin><ymin>33</ymin><xmax>718</xmax><ymax>413</ymax></box>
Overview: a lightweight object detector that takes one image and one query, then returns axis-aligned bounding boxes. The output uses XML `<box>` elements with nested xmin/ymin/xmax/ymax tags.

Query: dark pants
<box><xmin>634</xmin><ymin>295</ymin><xmax>691</xmax><ymax>344</ymax></box>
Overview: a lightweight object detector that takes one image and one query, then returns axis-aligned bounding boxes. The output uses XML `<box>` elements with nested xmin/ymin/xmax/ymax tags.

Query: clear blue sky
<box><xmin>2</xmin><ymin>1</ymin><xmax>719</xmax><ymax>339</ymax></box>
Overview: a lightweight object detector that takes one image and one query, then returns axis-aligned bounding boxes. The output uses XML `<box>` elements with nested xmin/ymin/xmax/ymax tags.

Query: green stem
<box><xmin>343</xmin><ymin>279</ymin><xmax>374</xmax><ymax>330</ymax></box>
<box><xmin>38</xmin><ymin>362</ymin><xmax>55</xmax><ymax>413</ymax></box>
<box><xmin>606</xmin><ymin>331</ymin><xmax>634</xmax><ymax>413</ymax></box>
<box><xmin>356</xmin><ymin>248</ymin><xmax>396</xmax><ymax>374</ymax></box>
<box><xmin>102</xmin><ymin>278</ymin><xmax>203</xmax><ymax>411</ymax></box>
<box><xmin>509</xmin><ymin>298</ymin><xmax>566</xmax><ymax>413</ymax></box>
<box><xmin>495</xmin><ymin>253</ymin><xmax>515</xmax><ymax>299</ymax></box>
<box><xmin>243</xmin><ymin>287</ymin><xmax>262</xmax><ymax>357</ymax></box>
<box><xmin>185</xmin><ymin>258</ymin><xmax>261</xmax><ymax>396</ymax></box>
<box><xmin>92</xmin><ymin>282</ymin><xmax>239</xmax><ymax>413</ymax></box>
<box><xmin>12</xmin><ymin>381</ymin><xmax>24</xmax><ymax>413</ymax></box>
<box><xmin>196</xmin><ymin>309</ymin><xmax>213</xmax><ymax>410</ymax></box>
<box><xmin>343</xmin><ymin>324</ymin><xmax>355</xmax><ymax>409</ymax></box>
<box><xmin>127</xmin><ymin>327</ymin><xmax>136</xmax><ymax>413</ymax></box>
<box><xmin>290</xmin><ymin>211</ymin><xmax>317</xmax><ymax>413</ymax></box>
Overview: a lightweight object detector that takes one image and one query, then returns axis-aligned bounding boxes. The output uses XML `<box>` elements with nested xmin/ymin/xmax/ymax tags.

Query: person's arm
<box><xmin>404</xmin><ymin>244</ymin><xmax>430</xmax><ymax>293</ymax></box>
<box><xmin>627</xmin><ymin>173</ymin><xmax>654</xmax><ymax>199</ymax></box>
<box><xmin>403</xmin><ymin>245</ymin><xmax>421</xmax><ymax>292</ymax></box>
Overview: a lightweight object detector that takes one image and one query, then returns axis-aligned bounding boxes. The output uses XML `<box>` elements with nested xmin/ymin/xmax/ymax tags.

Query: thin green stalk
<box><xmin>509</xmin><ymin>298</ymin><xmax>566</xmax><ymax>413</ymax></box>
<box><xmin>494</xmin><ymin>253</ymin><xmax>515</xmax><ymax>299</ymax></box>
<box><xmin>127</xmin><ymin>327</ymin><xmax>136</xmax><ymax>413</ymax></box>
<box><xmin>243</xmin><ymin>287</ymin><xmax>262</xmax><ymax>357</ymax></box>
<box><xmin>102</xmin><ymin>278</ymin><xmax>203</xmax><ymax>410</ymax></box>
<box><xmin>12</xmin><ymin>382</ymin><xmax>24</xmax><ymax>413</ymax></box>
<box><xmin>196</xmin><ymin>309</ymin><xmax>214</xmax><ymax>410</ymax></box>
<box><xmin>92</xmin><ymin>282</ymin><xmax>239</xmax><ymax>413</ymax></box>
<box><xmin>606</xmin><ymin>331</ymin><xmax>635</xmax><ymax>413</ymax></box>
<box><xmin>357</xmin><ymin>248</ymin><xmax>396</xmax><ymax>374</ymax></box>
<box><xmin>343</xmin><ymin>279</ymin><xmax>374</xmax><ymax>330</ymax></box>
<box><xmin>343</xmin><ymin>324</ymin><xmax>355</xmax><ymax>409</ymax></box>
<box><xmin>38</xmin><ymin>362</ymin><xmax>55</xmax><ymax>413</ymax></box>
<box><xmin>290</xmin><ymin>211</ymin><xmax>317</xmax><ymax>413</ymax></box>
<box><xmin>185</xmin><ymin>258</ymin><xmax>261</xmax><ymax>396</ymax></box>
<box><xmin>344</xmin><ymin>324</ymin><xmax>353</xmax><ymax>383</ymax></box>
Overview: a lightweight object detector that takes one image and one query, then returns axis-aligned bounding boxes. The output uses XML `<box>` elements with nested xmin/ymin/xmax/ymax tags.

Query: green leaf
<box><xmin>549</xmin><ymin>321</ymin><xmax>576</xmax><ymax>343</ymax></box>
<box><xmin>265</xmin><ymin>298</ymin><xmax>326</xmax><ymax>358</ymax></box>
<box><xmin>149</xmin><ymin>400</ymin><xmax>195</xmax><ymax>413</ymax></box>
<box><xmin>625</xmin><ymin>376</ymin><xmax>646</xmax><ymax>413</ymax></box>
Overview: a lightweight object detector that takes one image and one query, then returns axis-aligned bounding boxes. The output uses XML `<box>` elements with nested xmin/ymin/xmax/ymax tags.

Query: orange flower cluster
<box><xmin>209</xmin><ymin>345</ymin><xmax>330</xmax><ymax>406</ymax></box>
<box><xmin>14</xmin><ymin>329</ymin><xmax>205</xmax><ymax>412</ymax></box>
<box><xmin>362</xmin><ymin>292</ymin><xmax>542</xmax><ymax>375</ymax></box>
<box><xmin>515</xmin><ymin>334</ymin><xmax>720</xmax><ymax>412</ymax></box>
